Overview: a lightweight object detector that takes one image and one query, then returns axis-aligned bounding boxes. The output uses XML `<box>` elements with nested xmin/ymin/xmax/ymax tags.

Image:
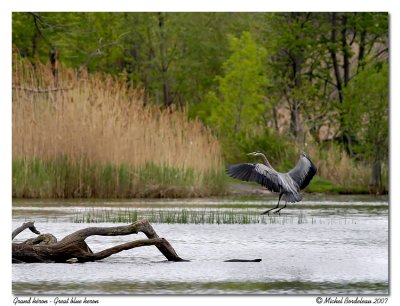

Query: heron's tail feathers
<box><xmin>283</xmin><ymin>192</ymin><xmax>302</xmax><ymax>203</ymax></box>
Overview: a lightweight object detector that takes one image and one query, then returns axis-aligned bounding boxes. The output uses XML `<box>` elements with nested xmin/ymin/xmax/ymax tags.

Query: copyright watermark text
<box><xmin>316</xmin><ymin>297</ymin><xmax>389</xmax><ymax>304</ymax></box>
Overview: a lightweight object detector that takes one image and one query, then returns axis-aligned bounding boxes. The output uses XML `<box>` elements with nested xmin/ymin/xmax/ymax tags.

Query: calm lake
<box><xmin>12</xmin><ymin>194</ymin><xmax>389</xmax><ymax>295</ymax></box>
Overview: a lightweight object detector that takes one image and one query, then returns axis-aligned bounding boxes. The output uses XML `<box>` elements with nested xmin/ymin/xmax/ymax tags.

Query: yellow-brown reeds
<box><xmin>12</xmin><ymin>56</ymin><xmax>225</xmax><ymax>198</ymax></box>
<box><xmin>307</xmin><ymin>142</ymin><xmax>371</xmax><ymax>189</ymax></box>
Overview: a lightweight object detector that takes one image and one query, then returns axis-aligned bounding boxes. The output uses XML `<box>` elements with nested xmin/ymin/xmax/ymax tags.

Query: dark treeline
<box><xmin>12</xmin><ymin>12</ymin><xmax>389</xmax><ymax>193</ymax></box>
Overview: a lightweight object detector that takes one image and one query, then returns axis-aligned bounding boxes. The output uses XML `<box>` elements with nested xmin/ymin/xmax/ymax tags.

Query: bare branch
<box><xmin>12</xmin><ymin>221</ymin><xmax>40</xmax><ymax>240</ymax></box>
<box><xmin>76</xmin><ymin>32</ymin><xmax>129</xmax><ymax>78</ymax></box>
<box><xmin>12</xmin><ymin>86</ymin><xmax>73</xmax><ymax>93</ymax></box>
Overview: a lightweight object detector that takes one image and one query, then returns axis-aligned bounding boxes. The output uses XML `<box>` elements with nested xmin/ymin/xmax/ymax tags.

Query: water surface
<box><xmin>12</xmin><ymin>195</ymin><xmax>389</xmax><ymax>295</ymax></box>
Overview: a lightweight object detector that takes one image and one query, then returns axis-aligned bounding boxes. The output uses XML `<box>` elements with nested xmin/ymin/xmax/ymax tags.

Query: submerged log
<box><xmin>224</xmin><ymin>259</ymin><xmax>262</xmax><ymax>262</ymax></box>
<box><xmin>12</xmin><ymin>219</ymin><xmax>186</xmax><ymax>263</ymax></box>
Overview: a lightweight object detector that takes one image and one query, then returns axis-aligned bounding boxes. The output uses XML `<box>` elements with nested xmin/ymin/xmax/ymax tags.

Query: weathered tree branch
<box><xmin>77</xmin><ymin>238</ymin><xmax>167</xmax><ymax>262</ymax></box>
<box><xmin>12</xmin><ymin>219</ymin><xmax>186</xmax><ymax>263</ymax></box>
<box><xmin>12</xmin><ymin>221</ymin><xmax>40</xmax><ymax>240</ymax></box>
<box><xmin>23</xmin><ymin>234</ymin><xmax>58</xmax><ymax>245</ymax></box>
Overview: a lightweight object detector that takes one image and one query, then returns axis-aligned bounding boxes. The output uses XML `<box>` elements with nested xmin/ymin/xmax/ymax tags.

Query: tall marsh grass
<box><xmin>12</xmin><ymin>56</ymin><xmax>225</xmax><ymax>198</ymax></box>
<box><xmin>71</xmin><ymin>208</ymin><xmax>318</xmax><ymax>225</ymax></box>
<box><xmin>306</xmin><ymin>142</ymin><xmax>377</xmax><ymax>192</ymax></box>
<box><xmin>70</xmin><ymin>208</ymin><xmax>357</xmax><ymax>225</ymax></box>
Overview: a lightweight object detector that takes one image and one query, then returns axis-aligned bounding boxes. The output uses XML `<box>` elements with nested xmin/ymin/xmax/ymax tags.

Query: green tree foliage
<box><xmin>12</xmin><ymin>12</ymin><xmax>126</xmax><ymax>72</ymax></box>
<box><xmin>262</xmin><ymin>13</ymin><xmax>325</xmax><ymax>144</ymax></box>
<box><xmin>207</xmin><ymin>32</ymin><xmax>267</xmax><ymax>135</ymax></box>
<box><xmin>12</xmin><ymin>12</ymin><xmax>389</xmax><ymax>191</ymax></box>
<box><xmin>343</xmin><ymin>63</ymin><xmax>388</xmax><ymax>190</ymax></box>
<box><xmin>201</xmin><ymin>32</ymin><xmax>270</xmax><ymax>162</ymax></box>
<box><xmin>12</xmin><ymin>12</ymin><xmax>250</xmax><ymax>107</ymax></box>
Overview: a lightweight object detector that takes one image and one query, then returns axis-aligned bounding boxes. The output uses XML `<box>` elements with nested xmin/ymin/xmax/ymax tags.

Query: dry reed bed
<box><xmin>307</xmin><ymin>143</ymin><xmax>370</xmax><ymax>188</ymax></box>
<box><xmin>12</xmin><ymin>57</ymin><xmax>224</xmax><ymax>198</ymax></box>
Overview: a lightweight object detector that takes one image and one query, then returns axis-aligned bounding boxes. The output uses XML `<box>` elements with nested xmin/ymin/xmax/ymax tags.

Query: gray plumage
<box><xmin>226</xmin><ymin>151</ymin><xmax>317</xmax><ymax>214</ymax></box>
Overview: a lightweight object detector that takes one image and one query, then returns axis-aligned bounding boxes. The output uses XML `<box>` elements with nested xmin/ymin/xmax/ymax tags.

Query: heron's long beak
<box><xmin>247</xmin><ymin>153</ymin><xmax>253</xmax><ymax>156</ymax></box>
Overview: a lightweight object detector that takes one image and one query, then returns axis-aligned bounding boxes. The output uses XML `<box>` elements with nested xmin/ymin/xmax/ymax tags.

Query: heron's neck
<box><xmin>260</xmin><ymin>154</ymin><xmax>272</xmax><ymax>168</ymax></box>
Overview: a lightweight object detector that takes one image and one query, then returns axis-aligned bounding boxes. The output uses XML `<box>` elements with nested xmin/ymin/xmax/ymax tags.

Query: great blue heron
<box><xmin>226</xmin><ymin>151</ymin><xmax>317</xmax><ymax>215</ymax></box>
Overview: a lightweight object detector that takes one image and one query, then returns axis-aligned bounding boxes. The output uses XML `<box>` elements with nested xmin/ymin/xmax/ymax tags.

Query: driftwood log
<box><xmin>12</xmin><ymin>220</ymin><xmax>186</xmax><ymax>263</ymax></box>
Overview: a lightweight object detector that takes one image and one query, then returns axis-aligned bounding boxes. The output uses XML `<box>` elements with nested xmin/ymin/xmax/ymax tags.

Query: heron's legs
<box><xmin>274</xmin><ymin>202</ymin><xmax>287</xmax><ymax>215</ymax></box>
<box><xmin>261</xmin><ymin>193</ymin><xmax>283</xmax><ymax>215</ymax></box>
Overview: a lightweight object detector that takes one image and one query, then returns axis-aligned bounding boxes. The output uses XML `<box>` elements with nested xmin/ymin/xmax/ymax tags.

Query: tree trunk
<box><xmin>341</xmin><ymin>14</ymin><xmax>350</xmax><ymax>86</ymax></box>
<box><xmin>357</xmin><ymin>29</ymin><xmax>367</xmax><ymax>72</ymax></box>
<box><xmin>289</xmin><ymin>100</ymin><xmax>303</xmax><ymax>144</ymax></box>
<box><xmin>50</xmin><ymin>46</ymin><xmax>59</xmax><ymax>87</ymax></box>
<box><xmin>370</xmin><ymin>160</ymin><xmax>382</xmax><ymax>194</ymax></box>
<box><xmin>329</xmin><ymin>13</ymin><xmax>356</xmax><ymax>156</ymax></box>
<box><xmin>329</xmin><ymin>13</ymin><xmax>344</xmax><ymax>104</ymax></box>
<box><xmin>12</xmin><ymin>219</ymin><xmax>186</xmax><ymax>263</ymax></box>
<box><xmin>288</xmin><ymin>50</ymin><xmax>304</xmax><ymax>144</ymax></box>
<box><xmin>158</xmin><ymin>12</ymin><xmax>171</xmax><ymax>107</ymax></box>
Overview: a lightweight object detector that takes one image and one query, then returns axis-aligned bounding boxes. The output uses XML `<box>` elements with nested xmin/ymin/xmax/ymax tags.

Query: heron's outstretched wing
<box><xmin>287</xmin><ymin>155</ymin><xmax>317</xmax><ymax>190</ymax></box>
<box><xmin>226</xmin><ymin>163</ymin><xmax>281</xmax><ymax>193</ymax></box>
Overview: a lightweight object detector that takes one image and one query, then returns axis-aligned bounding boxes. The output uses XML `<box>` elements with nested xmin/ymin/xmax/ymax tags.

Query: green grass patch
<box><xmin>305</xmin><ymin>176</ymin><xmax>369</xmax><ymax>194</ymax></box>
<box><xmin>12</xmin><ymin>157</ymin><xmax>226</xmax><ymax>198</ymax></box>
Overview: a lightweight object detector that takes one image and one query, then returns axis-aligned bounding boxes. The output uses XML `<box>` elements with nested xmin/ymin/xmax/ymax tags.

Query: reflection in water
<box><xmin>12</xmin><ymin>197</ymin><xmax>388</xmax><ymax>295</ymax></box>
<box><xmin>12</xmin><ymin>280</ymin><xmax>388</xmax><ymax>295</ymax></box>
